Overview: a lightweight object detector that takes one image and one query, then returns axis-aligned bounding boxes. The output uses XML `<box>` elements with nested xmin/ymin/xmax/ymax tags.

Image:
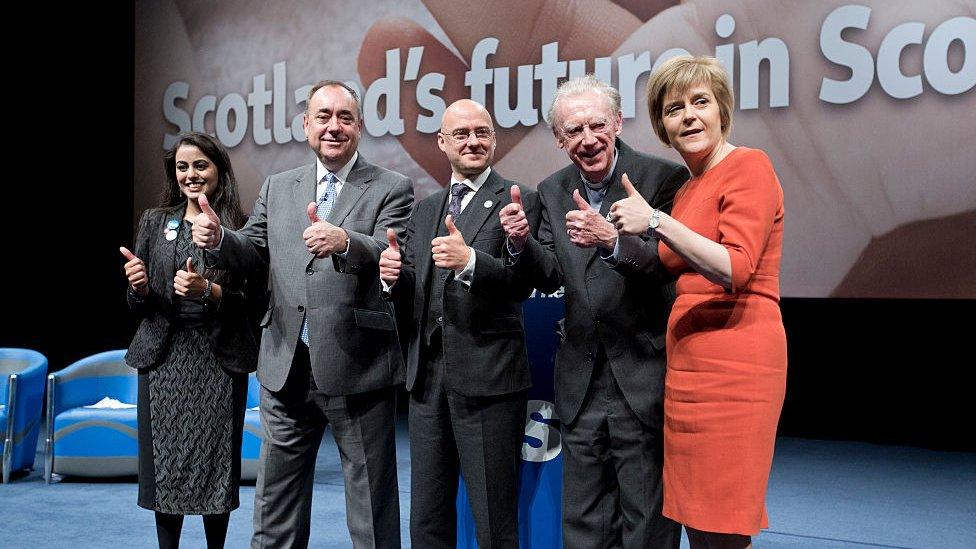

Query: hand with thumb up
<box><xmin>379</xmin><ymin>228</ymin><xmax>402</xmax><ymax>285</ymax></box>
<box><xmin>303</xmin><ymin>202</ymin><xmax>349</xmax><ymax>258</ymax></box>
<box><xmin>191</xmin><ymin>194</ymin><xmax>223</xmax><ymax>249</ymax></box>
<box><xmin>565</xmin><ymin>187</ymin><xmax>617</xmax><ymax>250</ymax></box>
<box><xmin>174</xmin><ymin>257</ymin><xmax>209</xmax><ymax>299</ymax></box>
<box><xmin>431</xmin><ymin>215</ymin><xmax>471</xmax><ymax>271</ymax></box>
<box><xmin>498</xmin><ymin>184</ymin><xmax>529</xmax><ymax>252</ymax></box>
<box><xmin>608</xmin><ymin>173</ymin><xmax>658</xmax><ymax>236</ymax></box>
<box><xmin>120</xmin><ymin>246</ymin><xmax>149</xmax><ymax>296</ymax></box>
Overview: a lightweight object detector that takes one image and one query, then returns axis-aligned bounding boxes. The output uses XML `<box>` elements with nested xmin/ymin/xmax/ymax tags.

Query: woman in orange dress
<box><xmin>610</xmin><ymin>55</ymin><xmax>787</xmax><ymax>548</ymax></box>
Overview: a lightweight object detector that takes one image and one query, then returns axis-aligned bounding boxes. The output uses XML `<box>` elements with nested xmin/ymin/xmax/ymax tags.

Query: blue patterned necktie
<box><xmin>300</xmin><ymin>172</ymin><xmax>339</xmax><ymax>345</ymax></box>
<box><xmin>448</xmin><ymin>181</ymin><xmax>470</xmax><ymax>219</ymax></box>
<box><xmin>317</xmin><ymin>172</ymin><xmax>339</xmax><ymax>220</ymax></box>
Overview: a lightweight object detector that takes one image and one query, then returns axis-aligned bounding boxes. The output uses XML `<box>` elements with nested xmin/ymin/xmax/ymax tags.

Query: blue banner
<box><xmin>457</xmin><ymin>290</ymin><xmax>565</xmax><ymax>548</ymax></box>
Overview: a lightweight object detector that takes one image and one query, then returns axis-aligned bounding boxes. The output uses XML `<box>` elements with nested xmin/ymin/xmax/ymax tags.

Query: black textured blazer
<box><xmin>125</xmin><ymin>204</ymin><xmax>260</xmax><ymax>374</ymax></box>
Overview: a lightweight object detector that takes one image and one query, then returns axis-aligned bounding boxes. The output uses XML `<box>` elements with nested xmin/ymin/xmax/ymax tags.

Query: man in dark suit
<box><xmin>192</xmin><ymin>81</ymin><xmax>413</xmax><ymax>549</ymax></box>
<box><xmin>499</xmin><ymin>75</ymin><xmax>689</xmax><ymax>548</ymax></box>
<box><xmin>379</xmin><ymin>99</ymin><xmax>537</xmax><ymax>548</ymax></box>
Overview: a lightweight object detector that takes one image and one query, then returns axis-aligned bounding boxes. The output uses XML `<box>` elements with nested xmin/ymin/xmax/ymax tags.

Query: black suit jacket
<box><xmin>125</xmin><ymin>204</ymin><xmax>260</xmax><ymax>374</ymax></box>
<box><xmin>392</xmin><ymin>170</ymin><xmax>540</xmax><ymax>397</ymax></box>
<box><xmin>512</xmin><ymin>139</ymin><xmax>688</xmax><ymax>427</ymax></box>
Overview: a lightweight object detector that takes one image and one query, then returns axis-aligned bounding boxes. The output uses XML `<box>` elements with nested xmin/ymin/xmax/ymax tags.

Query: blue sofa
<box><xmin>1</xmin><ymin>348</ymin><xmax>48</xmax><ymax>482</ymax></box>
<box><xmin>45</xmin><ymin>350</ymin><xmax>137</xmax><ymax>482</ymax></box>
<box><xmin>46</xmin><ymin>350</ymin><xmax>265</xmax><ymax>483</ymax></box>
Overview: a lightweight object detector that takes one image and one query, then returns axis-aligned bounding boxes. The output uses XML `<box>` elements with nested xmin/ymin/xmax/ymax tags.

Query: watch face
<box><xmin>648</xmin><ymin>213</ymin><xmax>660</xmax><ymax>229</ymax></box>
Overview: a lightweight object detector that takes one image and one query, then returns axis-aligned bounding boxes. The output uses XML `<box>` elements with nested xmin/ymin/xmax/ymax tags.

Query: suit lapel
<box><xmin>327</xmin><ymin>156</ymin><xmax>370</xmax><ymax>226</ymax></box>
<box><xmin>608</xmin><ymin>139</ymin><xmax>661</xmax><ymax>210</ymax></box>
<box><xmin>291</xmin><ymin>163</ymin><xmax>318</xmax><ymax>213</ymax></box>
<box><xmin>600</xmin><ymin>173</ymin><xmax>627</xmax><ymax>218</ymax></box>
<box><xmin>291</xmin><ymin>164</ymin><xmax>321</xmax><ymax>270</ymax></box>
<box><xmin>456</xmin><ymin>171</ymin><xmax>504</xmax><ymax>242</ymax></box>
<box><xmin>411</xmin><ymin>189</ymin><xmax>446</xmax><ymax>295</ymax></box>
<box><xmin>153</xmin><ymin>204</ymin><xmax>185</xmax><ymax>305</ymax></box>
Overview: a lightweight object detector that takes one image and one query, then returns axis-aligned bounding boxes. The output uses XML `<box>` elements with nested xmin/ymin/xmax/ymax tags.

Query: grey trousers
<box><xmin>251</xmin><ymin>342</ymin><xmax>400</xmax><ymax>549</ymax></box>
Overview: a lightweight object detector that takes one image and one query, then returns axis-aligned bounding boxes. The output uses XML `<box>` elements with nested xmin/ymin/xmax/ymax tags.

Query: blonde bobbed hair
<box><xmin>646</xmin><ymin>55</ymin><xmax>734</xmax><ymax>147</ymax></box>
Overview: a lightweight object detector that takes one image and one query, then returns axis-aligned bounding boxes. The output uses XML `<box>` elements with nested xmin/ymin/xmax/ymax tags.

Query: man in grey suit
<box><xmin>499</xmin><ymin>76</ymin><xmax>689</xmax><ymax>548</ymax></box>
<box><xmin>192</xmin><ymin>81</ymin><xmax>413</xmax><ymax>549</ymax></box>
<box><xmin>378</xmin><ymin>99</ymin><xmax>538</xmax><ymax>548</ymax></box>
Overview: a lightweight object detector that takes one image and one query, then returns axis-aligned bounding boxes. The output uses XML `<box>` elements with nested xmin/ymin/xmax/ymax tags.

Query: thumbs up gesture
<box><xmin>192</xmin><ymin>194</ymin><xmax>223</xmax><ymax>249</ymax></box>
<box><xmin>609</xmin><ymin>173</ymin><xmax>656</xmax><ymax>236</ymax></box>
<box><xmin>565</xmin><ymin>187</ymin><xmax>616</xmax><ymax>250</ymax></box>
<box><xmin>174</xmin><ymin>257</ymin><xmax>207</xmax><ymax>298</ymax></box>
<box><xmin>303</xmin><ymin>201</ymin><xmax>349</xmax><ymax>258</ymax></box>
<box><xmin>379</xmin><ymin>228</ymin><xmax>402</xmax><ymax>285</ymax></box>
<box><xmin>431</xmin><ymin>215</ymin><xmax>471</xmax><ymax>271</ymax></box>
<box><xmin>499</xmin><ymin>185</ymin><xmax>529</xmax><ymax>252</ymax></box>
<box><xmin>120</xmin><ymin>246</ymin><xmax>149</xmax><ymax>296</ymax></box>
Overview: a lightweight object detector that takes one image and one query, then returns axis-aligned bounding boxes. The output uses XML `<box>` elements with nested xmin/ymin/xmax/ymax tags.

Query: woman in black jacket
<box><xmin>120</xmin><ymin>132</ymin><xmax>259</xmax><ymax>549</ymax></box>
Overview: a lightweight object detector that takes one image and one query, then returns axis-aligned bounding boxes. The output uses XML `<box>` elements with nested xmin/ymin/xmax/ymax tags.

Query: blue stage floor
<box><xmin>2</xmin><ymin>420</ymin><xmax>973</xmax><ymax>548</ymax></box>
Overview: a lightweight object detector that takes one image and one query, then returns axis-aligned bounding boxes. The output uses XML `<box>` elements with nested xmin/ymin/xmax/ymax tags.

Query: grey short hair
<box><xmin>547</xmin><ymin>74</ymin><xmax>621</xmax><ymax>131</ymax></box>
<box><xmin>306</xmin><ymin>80</ymin><xmax>363</xmax><ymax>120</ymax></box>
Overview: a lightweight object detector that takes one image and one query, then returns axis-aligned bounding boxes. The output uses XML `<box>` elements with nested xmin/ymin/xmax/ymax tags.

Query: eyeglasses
<box><xmin>560</xmin><ymin>119</ymin><xmax>614</xmax><ymax>143</ymax></box>
<box><xmin>439</xmin><ymin>127</ymin><xmax>495</xmax><ymax>143</ymax></box>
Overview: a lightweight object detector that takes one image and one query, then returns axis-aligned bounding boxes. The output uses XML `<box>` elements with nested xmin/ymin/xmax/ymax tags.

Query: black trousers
<box><xmin>409</xmin><ymin>338</ymin><xmax>527</xmax><ymax>549</ymax></box>
<box><xmin>561</xmin><ymin>351</ymin><xmax>680</xmax><ymax>549</ymax></box>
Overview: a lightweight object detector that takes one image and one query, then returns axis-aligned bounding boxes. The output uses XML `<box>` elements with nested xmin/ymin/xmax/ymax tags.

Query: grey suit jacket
<box><xmin>215</xmin><ymin>155</ymin><xmax>414</xmax><ymax>394</ymax></box>
<box><xmin>512</xmin><ymin>139</ymin><xmax>689</xmax><ymax>427</ymax></box>
<box><xmin>126</xmin><ymin>204</ymin><xmax>259</xmax><ymax>374</ymax></box>
<box><xmin>391</xmin><ymin>170</ymin><xmax>539</xmax><ymax>397</ymax></box>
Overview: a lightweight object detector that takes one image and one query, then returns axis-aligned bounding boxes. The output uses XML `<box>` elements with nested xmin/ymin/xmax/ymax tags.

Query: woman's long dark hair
<box><xmin>161</xmin><ymin>132</ymin><xmax>248</xmax><ymax>230</ymax></box>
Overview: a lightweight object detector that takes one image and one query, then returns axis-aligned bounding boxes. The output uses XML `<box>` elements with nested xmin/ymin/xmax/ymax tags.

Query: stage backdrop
<box><xmin>135</xmin><ymin>0</ymin><xmax>975</xmax><ymax>299</ymax></box>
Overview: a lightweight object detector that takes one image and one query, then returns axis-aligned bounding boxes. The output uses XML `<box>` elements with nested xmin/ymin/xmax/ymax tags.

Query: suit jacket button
<box><xmin>437</xmin><ymin>316</ymin><xmax>443</xmax><ymax>324</ymax></box>
<box><xmin>298</xmin><ymin>305</ymin><xmax>305</xmax><ymax>312</ymax></box>
<box><xmin>306</xmin><ymin>268</ymin><xmax>314</xmax><ymax>276</ymax></box>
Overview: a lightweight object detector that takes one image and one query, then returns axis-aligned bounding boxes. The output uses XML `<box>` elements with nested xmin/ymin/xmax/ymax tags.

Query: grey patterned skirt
<box><xmin>137</xmin><ymin>327</ymin><xmax>247</xmax><ymax>515</ymax></box>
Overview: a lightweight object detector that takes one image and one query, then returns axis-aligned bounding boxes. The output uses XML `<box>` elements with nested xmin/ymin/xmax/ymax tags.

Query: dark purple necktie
<box><xmin>448</xmin><ymin>182</ymin><xmax>470</xmax><ymax>219</ymax></box>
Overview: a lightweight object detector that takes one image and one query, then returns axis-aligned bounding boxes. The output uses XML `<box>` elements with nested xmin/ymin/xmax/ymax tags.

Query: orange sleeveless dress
<box><xmin>659</xmin><ymin>147</ymin><xmax>787</xmax><ymax>535</ymax></box>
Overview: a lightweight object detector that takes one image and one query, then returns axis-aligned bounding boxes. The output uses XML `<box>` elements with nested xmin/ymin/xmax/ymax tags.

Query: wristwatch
<box><xmin>647</xmin><ymin>209</ymin><xmax>661</xmax><ymax>236</ymax></box>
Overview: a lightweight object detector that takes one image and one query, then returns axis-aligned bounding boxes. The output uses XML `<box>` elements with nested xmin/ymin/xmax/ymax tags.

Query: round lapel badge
<box><xmin>483</xmin><ymin>200</ymin><xmax>493</xmax><ymax>208</ymax></box>
<box><xmin>164</xmin><ymin>229</ymin><xmax>177</xmax><ymax>241</ymax></box>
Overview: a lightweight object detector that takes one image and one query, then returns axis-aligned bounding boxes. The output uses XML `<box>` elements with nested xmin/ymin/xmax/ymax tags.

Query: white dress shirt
<box><xmin>450</xmin><ymin>167</ymin><xmax>491</xmax><ymax>287</ymax></box>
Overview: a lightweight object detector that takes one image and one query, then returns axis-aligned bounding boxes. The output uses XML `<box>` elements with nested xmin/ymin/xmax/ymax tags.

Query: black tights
<box><xmin>154</xmin><ymin>511</ymin><xmax>231</xmax><ymax>549</ymax></box>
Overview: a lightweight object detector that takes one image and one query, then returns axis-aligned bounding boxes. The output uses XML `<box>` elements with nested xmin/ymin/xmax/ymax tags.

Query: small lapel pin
<box><xmin>483</xmin><ymin>200</ymin><xmax>493</xmax><ymax>208</ymax></box>
<box><xmin>164</xmin><ymin>229</ymin><xmax>177</xmax><ymax>241</ymax></box>
<box><xmin>166</xmin><ymin>219</ymin><xmax>180</xmax><ymax>230</ymax></box>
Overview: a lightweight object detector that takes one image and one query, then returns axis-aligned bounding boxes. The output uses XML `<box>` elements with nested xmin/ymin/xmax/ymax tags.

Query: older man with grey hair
<box><xmin>499</xmin><ymin>74</ymin><xmax>689</xmax><ymax>548</ymax></box>
<box><xmin>193</xmin><ymin>80</ymin><xmax>413</xmax><ymax>549</ymax></box>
